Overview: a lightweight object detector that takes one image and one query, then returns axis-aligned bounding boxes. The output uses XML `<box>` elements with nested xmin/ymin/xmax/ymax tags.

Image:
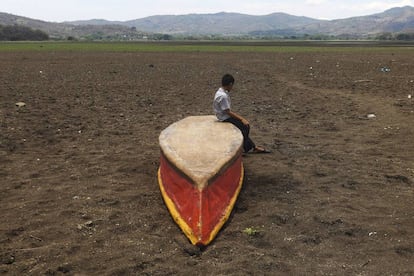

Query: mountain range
<box><xmin>1</xmin><ymin>6</ymin><xmax>414</xmax><ymax>39</ymax></box>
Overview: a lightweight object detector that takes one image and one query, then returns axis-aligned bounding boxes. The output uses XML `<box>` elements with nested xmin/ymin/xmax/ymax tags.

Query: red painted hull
<box><xmin>158</xmin><ymin>153</ymin><xmax>244</xmax><ymax>246</ymax></box>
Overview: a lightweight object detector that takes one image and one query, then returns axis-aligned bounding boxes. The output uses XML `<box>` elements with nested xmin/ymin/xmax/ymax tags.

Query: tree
<box><xmin>0</xmin><ymin>24</ymin><xmax>49</xmax><ymax>41</ymax></box>
<box><xmin>395</xmin><ymin>33</ymin><xmax>414</xmax><ymax>41</ymax></box>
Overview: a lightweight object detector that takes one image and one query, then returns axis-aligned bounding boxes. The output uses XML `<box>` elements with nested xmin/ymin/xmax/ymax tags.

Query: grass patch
<box><xmin>1</xmin><ymin>41</ymin><xmax>414</xmax><ymax>53</ymax></box>
<box><xmin>243</xmin><ymin>227</ymin><xmax>261</xmax><ymax>236</ymax></box>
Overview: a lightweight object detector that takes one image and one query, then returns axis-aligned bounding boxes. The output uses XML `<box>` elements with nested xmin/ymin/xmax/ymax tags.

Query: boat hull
<box><xmin>158</xmin><ymin>115</ymin><xmax>244</xmax><ymax>246</ymax></box>
<box><xmin>158</xmin><ymin>152</ymin><xmax>244</xmax><ymax>246</ymax></box>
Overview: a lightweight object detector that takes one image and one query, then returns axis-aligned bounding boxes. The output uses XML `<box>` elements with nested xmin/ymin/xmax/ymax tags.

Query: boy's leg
<box><xmin>224</xmin><ymin>117</ymin><xmax>255</xmax><ymax>152</ymax></box>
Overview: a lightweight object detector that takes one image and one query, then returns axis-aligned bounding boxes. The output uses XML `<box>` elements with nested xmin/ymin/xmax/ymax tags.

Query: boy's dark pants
<box><xmin>224</xmin><ymin>117</ymin><xmax>255</xmax><ymax>153</ymax></box>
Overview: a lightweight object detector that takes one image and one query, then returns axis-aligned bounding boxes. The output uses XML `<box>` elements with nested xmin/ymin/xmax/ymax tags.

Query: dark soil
<box><xmin>1</xmin><ymin>50</ymin><xmax>413</xmax><ymax>275</ymax></box>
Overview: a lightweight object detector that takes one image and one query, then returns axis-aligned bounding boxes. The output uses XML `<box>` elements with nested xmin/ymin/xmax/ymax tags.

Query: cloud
<box><xmin>336</xmin><ymin>0</ymin><xmax>414</xmax><ymax>18</ymax></box>
<box><xmin>361</xmin><ymin>0</ymin><xmax>414</xmax><ymax>10</ymax></box>
<box><xmin>305</xmin><ymin>0</ymin><xmax>327</xmax><ymax>5</ymax></box>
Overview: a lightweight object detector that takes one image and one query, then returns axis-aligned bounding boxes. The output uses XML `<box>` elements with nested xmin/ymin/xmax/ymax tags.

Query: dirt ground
<box><xmin>1</xmin><ymin>48</ymin><xmax>414</xmax><ymax>275</ymax></box>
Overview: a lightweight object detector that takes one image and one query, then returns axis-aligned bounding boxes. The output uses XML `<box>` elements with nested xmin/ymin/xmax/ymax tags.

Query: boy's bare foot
<box><xmin>251</xmin><ymin>146</ymin><xmax>271</xmax><ymax>154</ymax></box>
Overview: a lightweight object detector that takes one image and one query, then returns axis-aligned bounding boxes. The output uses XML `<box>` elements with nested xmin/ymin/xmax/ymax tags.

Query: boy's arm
<box><xmin>225</xmin><ymin>109</ymin><xmax>249</xmax><ymax>126</ymax></box>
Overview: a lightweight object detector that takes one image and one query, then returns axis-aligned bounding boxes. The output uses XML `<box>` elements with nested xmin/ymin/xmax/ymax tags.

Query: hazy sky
<box><xmin>2</xmin><ymin>0</ymin><xmax>414</xmax><ymax>22</ymax></box>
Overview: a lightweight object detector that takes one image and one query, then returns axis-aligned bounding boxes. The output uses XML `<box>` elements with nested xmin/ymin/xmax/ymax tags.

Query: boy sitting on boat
<box><xmin>213</xmin><ymin>74</ymin><xmax>270</xmax><ymax>154</ymax></box>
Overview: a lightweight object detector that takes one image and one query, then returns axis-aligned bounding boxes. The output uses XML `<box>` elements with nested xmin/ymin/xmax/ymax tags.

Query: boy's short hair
<box><xmin>222</xmin><ymin>74</ymin><xmax>235</xmax><ymax>86</ymax></box>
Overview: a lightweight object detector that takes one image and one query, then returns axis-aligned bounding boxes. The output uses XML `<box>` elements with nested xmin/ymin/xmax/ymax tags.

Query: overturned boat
<box><xmin>158</xmin><ymin>115</ymin><xmax>244</xmax><ymax>246</ymax></box>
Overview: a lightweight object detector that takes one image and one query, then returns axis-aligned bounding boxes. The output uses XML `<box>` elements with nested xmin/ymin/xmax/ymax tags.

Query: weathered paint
<box><xmin>158</xmin><ymin>153</ymin><xmax>244</xmax><ymax>246</ymax></box>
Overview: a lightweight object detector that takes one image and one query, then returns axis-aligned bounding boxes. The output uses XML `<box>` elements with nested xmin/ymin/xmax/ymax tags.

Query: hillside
<box><xmin>297</xmin><ymin>6</ymin><xmax>414</xmax><ymax>36</ymax></box>
<box><xmin>0</xmin><ymin>12</ymin><xmax>149</xmax><ymax>40</ymax></box>
<box><xmin>68</xmin><ymin>6</ymin><xmax>414</xmax><ymax>37</ymax></box>
<box><xmin>122</xmin><ymin>12</ymin><xmax>320</xmax><ymax>35</ymax></box>
<box><xmin>0</xmin><ymin>12</ymin><xmax>72</xmax><ymax>38</ymax></box>
<box><xmin>1</xmin><ymin>6</ymin><xmax>414</xmax><ymax>39</ymax></box>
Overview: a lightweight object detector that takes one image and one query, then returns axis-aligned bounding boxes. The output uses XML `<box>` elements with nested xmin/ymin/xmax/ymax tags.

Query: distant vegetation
<box><xmin>75</xmin><ymin>31</ymin><xmax>172</xmax><ymax>41</ymax></box>
<box><xmin>1</xmin><ymin>22</ymin><xmax>414</xmax><ymax>42</ymax></box>
<box><xmin>376</xmin><ymin>32</ymin><xmax>414</xmax><ymax>41</ymax></box>
<box><xmin>0</xmin><ymin>24</ymin><xmax>49</xmax><ymax>41</ymax></box>
<box><xmin>165</xmin><ymin>33</ymin><xmax>414</xmax><ymax>41</ymax></box>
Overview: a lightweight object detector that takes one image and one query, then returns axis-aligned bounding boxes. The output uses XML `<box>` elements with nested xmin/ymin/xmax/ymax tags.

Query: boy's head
<box><xmin>222</xmin><ymin>74</ymin><xmax>235</xmax><ymax>91</ymax></box>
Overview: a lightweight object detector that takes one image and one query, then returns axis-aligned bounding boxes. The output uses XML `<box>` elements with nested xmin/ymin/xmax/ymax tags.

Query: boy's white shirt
<box><xmin>213</xmin><ymin>87</ymin><xmax>231</xmax><ymax>121</ymax></box>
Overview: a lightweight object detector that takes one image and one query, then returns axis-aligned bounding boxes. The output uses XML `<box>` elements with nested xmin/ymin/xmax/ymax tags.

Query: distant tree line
<box><xmin>77</xmin><ymin>32</ymin><xmax>172</xmax><ymax>41</ymax></box>
<box><xmin>376</xmin><ymin>32</ymin><xmax>414</xmax><ymax>41</ymax></box>
<box><xmin>0</xmin><ymin>24</ymin><xmax>49</xmax><ymax>41</ymax></box>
